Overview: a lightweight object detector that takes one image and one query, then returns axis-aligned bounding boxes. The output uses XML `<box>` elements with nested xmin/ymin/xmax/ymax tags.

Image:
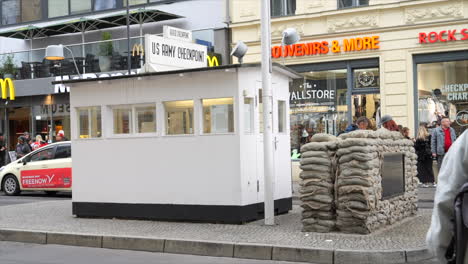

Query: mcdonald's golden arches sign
<box><xmin>0</xmin><ymin>78</ymin><xmax>15</xmax><ymax>100</ymax></box>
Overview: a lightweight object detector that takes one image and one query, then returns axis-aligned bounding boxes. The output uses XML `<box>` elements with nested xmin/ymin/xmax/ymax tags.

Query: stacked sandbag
<box><xmin>335</xmin><ymin>129</ymin><xmax>418</xmax><ymax>234</ymax></box>
<box><xmin>299</xmin><ymin>134</ymin><xmax>337</xmax><ymax>232</ymax></box>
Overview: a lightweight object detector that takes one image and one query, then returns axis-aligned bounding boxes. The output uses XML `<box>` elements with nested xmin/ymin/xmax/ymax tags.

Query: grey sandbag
<box><xmin>300</xmin><ymin>164</ymin><xmax>331</xmax><ymax>172</ymax></box>
<box><xmin>341</xmin><ymin>168</ymin><xmax>379</xmax><ymax>177</ymax></box>
<box><xmin>300</xmin><ymin>185</ymin><xmax>332</xmax><ymax>195</ymax></box>
<box><xmin>310</xmin><ymin>133</ymin><xmax>337</xmax><ymax>142</ymax></box>
<box><xmin>300</xmin><ymin>194</ymin><xmax>333</xmax><ymax>204</ymax></box>
<box><xmin>338</xmin><ymin>138</ymin><xmax>376</xmax><ymax>148</ymax></box>
<box><xmin>336</xmin><ymin>177</ymin><xmax>373</xmax><ymax>187</ymax></box>
<box><xmin>338</xmin><ymin>152</ymin><xmax>378</xmax><ymax>163</ymax></box>
<box><xmin>301</xmin><ymin>142</ymin><xmax>328</xmax><ymax>152</ymax></box>
<box><xmin>301</xmin><ymin>179</ymin><xmax>334</xmax><ymax>189</ymax></box>
<box><xmin>301</xmin><ymin>201</ymin><xmax>333</xmax><ymax>211</ymax></box>
<box><xmin>340</xmin><ymin>159</ymin><xmax>380</xmax><ymax>170</ymax></box>
<box><xmin>336</xmin><ymin>145</ymin><xmax>378</xmax><ymax>156</ymax></box>
<box><xmin>301</xmin><ymin>151</ymin><xmax>330</xmax><ymax>159</ymax></box>
<box><xmin>302</xmin><ymin>218</ymin><xmax>335</xmax><ymax>228</ymax></box>
<box><xmin>299</xmin><ymin>172</ymin><xmax>333</xmax><ymax>181</ymax></box>
<box><xmin>300</xmin><ymin>157</ymin><xmax>332</xmax><ymax>166</ymax></box>
<box><xmin>302</xmin><ymin>210</ymin><xmax>335</xmax><ymax>220</ymax></box>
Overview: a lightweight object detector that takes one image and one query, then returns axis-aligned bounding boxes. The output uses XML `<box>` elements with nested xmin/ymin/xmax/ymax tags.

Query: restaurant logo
<box><xmin>132</xmin><ymin>44</ymin><xmax>144</xmax><ymax>57</ymax></box>
<box><xmin>271</xmin><ymin>36</ymin><xmax>380</xmax><ymax>58</ymax></box>
<box><xmin>456</xmin><ymin>110</ymin><xmax>468</xmax><ymax>127</ymax></box>
<box><xmin>0</xmin><ymin>78</ymin><xmax>15</xmax><ymax>100</ymax></box>
<box><xmin>207</xmin><ymin>55</ymin><xmax>219</xmax><ymax>67</ymax></box>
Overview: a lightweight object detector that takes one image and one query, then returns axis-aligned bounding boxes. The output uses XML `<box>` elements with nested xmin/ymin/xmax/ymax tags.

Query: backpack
<box><xmin>446</xmin><ymin>182</ymin><xmax>468</xmax><ymax>264</ymax></box>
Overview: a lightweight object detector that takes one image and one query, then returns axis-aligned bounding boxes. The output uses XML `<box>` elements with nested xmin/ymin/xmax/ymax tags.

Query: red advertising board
<box><xmin>21</xmin><ymin>168</ymin><xmax>72</xmax><ymax>189</ymax></box>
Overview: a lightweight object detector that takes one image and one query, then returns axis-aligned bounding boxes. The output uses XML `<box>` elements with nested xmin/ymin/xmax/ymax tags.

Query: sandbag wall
<box><xmin>299</xmin><ymin>129</ymin><xmax>418</xmax><ymax>234</ymax></box>
<box><xmin>299</xmin><ymin>135</ymin><xmax>337</xmax><ymax>232</ymax></box>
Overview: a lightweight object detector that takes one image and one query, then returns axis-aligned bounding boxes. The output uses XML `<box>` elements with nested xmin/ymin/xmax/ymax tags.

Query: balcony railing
<box><xmin>0</xmin><ymin>36</ymin><xmax>146</xmax><ymax>80</ymax></box>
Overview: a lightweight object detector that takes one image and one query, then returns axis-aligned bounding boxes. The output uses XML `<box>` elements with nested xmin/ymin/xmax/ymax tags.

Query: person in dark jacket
<box><xmin>16</xmin><ymin>136</ymin><xmax>31</xmax><ymax>159</ymax></box>
<box><xmin>0</xmin><ymin>133</ymin><xmax>6</xmax><ymax>167</ymax></box>
<box><xmin>431</xmin><ymin>117</ymin><xmax>457</xmax><ymax>169</ymax></box>
<box><xmin>414</xmin><ymin>125</ymin><xmax>435</xmax><ymax>187</ymax></box>
<box><xmin>343</xmin><ymin>116</ymin><xmax>370</xmax><ymax>134</ymax></box>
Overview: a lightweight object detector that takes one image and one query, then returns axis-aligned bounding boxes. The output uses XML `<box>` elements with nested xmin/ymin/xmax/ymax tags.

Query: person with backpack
<box><xmin>427</xmin><ymin>130</ymin><xmax>468</xmax><ymax>264</ymax></box>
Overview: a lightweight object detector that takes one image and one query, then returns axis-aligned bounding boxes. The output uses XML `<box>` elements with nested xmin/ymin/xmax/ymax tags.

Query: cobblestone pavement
<box><xmin>0</xmin><ymin>200</ymin><xmax>432</xmax><ymax>251</ymax></box>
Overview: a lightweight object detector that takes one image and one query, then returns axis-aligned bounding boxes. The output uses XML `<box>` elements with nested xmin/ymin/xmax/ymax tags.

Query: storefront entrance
<box><xmin>414</xmin><ymin>50</ymin><xmax>468</xmax><ymax>136</ymax></box>
<box><xmin>7</xmin><ymin>107</ymin><xmax>31</xmax><ymax>150</ymax></box>
<box><xmin>289</xmin><ymin>58</ymin><xmax>380</xmax><ymax>152</ymax></box>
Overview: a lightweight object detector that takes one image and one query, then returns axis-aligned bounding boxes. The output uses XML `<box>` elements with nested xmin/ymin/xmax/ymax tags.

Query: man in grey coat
<box><xmin>427</xmin><ymin>130</ymin><xmax>468</xmax><ymax>263</ymax></box>
<box><xmin>431</xmin><ymin>117</ymin><xmax>457</xmax><ymax>169</ymax></box>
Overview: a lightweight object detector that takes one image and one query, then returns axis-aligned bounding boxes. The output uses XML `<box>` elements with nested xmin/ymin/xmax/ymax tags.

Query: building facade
<box><xmin>229</xmin><ymin>0</ymin><xmax>468</xmax><ymax>152</ymax></box>
<box><xmin>0</xmin><ymin>0</ymin><xmax>230</xmax><ymax>150</ymax></box>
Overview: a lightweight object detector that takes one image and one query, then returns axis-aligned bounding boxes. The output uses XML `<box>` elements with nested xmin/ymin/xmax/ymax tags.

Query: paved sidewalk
<box><xmin>0</xmin><ymin>200</ymin><xmax>431</xmax><ymax>251</ymax></box>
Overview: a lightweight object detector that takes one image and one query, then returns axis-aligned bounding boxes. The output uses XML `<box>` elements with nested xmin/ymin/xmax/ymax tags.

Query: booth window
<box><xmin>136</xmin><ymin>105</ymin><xmax>156</xmax><ymax>133</ymax></box>
<box><xmin>202</xmin><ymin>98</ymin><xmax>234</xmax><ymax>134</ymax></box>
<box><xmin>278</xmin><ymin>100</ymin><xmax>286</xmax><ymax>133</ymax></box>
<box><xmin>244</xmin><ymin>98</ymin><xmax>254</xmax><ymax>133</ymax></box>
<box><xmin>76</xmin><ymin>106</ymin><xmax>101</xmax><ymax>139</ymax></box>
<box><xmin>164</xmin><ymin>100</ymin><xmax>194</xmax><ymax>135</ymax></box>
<box><xmin>113</xmin><ymin>107</ymin><xmax>133</xmax><ymax>134</ymax></box>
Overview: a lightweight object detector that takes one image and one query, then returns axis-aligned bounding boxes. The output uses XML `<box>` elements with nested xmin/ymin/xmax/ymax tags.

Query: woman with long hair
<box><xmin>414</xmin><ymin>125</ymin><xmax>435</xmax><ymax>186</ymax></box>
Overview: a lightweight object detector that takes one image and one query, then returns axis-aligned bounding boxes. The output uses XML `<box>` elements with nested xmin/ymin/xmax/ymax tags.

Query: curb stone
<box><xmin>0</xmin><ymin>229</ymin><xmax>430</xmax><ymax>263</ymax></box>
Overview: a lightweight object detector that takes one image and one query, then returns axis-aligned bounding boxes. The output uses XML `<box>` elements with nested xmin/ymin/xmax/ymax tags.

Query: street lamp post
<box><xmin>261</xmin><ymin>0</ymin><xmax>275</xmax><ymax>226</ymax></box>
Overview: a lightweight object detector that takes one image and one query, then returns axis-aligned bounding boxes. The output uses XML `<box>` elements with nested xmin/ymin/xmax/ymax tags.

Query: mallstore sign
<box><xmin>441</xmin><ymin>83</ymin><xmax>468</xmax><ymax>101</ymax></box>
<box><xmin>418</xmin><ymin>28</ymin><xmax>468</xmax><ymax>43</ymax></box>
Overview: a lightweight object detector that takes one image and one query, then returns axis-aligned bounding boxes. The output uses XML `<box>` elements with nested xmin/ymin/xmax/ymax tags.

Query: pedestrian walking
<box><xmin>55</xmin><ymin>130</ymin><xmax>68</xmax><ymax>142</ymax></box>
<box><xmin>22</xmin><ymin>131</ymin><xmax>32</xmax><ymax>152</ymax></box>
<box><xmin>31</xmin><ymin>135</ymin><xmax>47</xmax><ymax>151</ymax></box>
<box><xmin>414</xmin><ymin>125</ymin><xmax>435</xmax><ymax>187</ymax></box>
<box><xmin>0</xmin><ymin>133</ymin><xmax>6</xmax><ymax>167</ymax></box>
<box><xmin>431</xmin><ymin>117</ymin><xmax>456</xmax><ymax>169</ymax></box>
<box><xmin>15</xmin><ymin>136</ymin><xmax>31</xmax><ymax>159</ymax></box>
<box><xmin>426</xmin><ymin>130</ymin><xmax>468</xmax><ymax>264</ymax></box>
<box><xmin>380</xmin><ymin>115</ymin><xmax>400</xmax><ymax>132</ymax></box>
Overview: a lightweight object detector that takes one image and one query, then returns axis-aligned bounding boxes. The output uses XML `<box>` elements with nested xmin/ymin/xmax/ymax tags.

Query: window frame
<box><xmin>163</xmin><ymin>99</ymin><xmax>195</xmax><ymax>136</ymax></box>
<box><xmin>110</xmin><ymin>103</ymin><xmax>157</xmax><ymax>137</ymax></box>
<box><xmin>76</xmin><ymin>106</ymin><xmax>102</xmax><ymax>139</ymax></box>
<box><xmin>277</xmin><ymin>100</ymin><xmax>287</xmax><ymax>134</ymax></box>
<box><xmin>337</xmin><ymin>0</ymin><xmax>369</xmax><ymax>9</ymax></box>
<box><xmin>201</xmin><ymin>97</ymin><xmax>235</xmax><ymax>135</ymax></box>
<box><xmin>271</xmin><ymin>0</ymin><xmax>296</xmax><ymax>18</ymax></box>
<box><xmin>243</xmin><ymin>97</ymin><xmax>254</xmax><ymax>134</ymax></box>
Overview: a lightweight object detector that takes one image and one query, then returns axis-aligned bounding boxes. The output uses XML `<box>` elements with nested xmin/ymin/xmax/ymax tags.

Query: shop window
<box><xmin>1</xmin><ymin>0</ymin><xmax>20</xmax><ymax>25</ymax></box>
<box><xmin>278</xmin><ymin>100</ymin><xmax>286</xmax><ymax>133</ymax></box>
<box><xmin>244</xmin><ymin>98</ymin><xmax>254</xmax><ymax>133</ymax></box>
<box><xmin>164</xmin><ymin>100</ymin><xmax>194</xmax><ymax>135</ymax></box>
<box><xmin>289</xmin><ymin>69</ymin><xmax>348</xmax><ymax>150</ymax></box>
<box><xmin>113</xmin><ymin>107</ymin><xmax>132</xmax><ymax>135</ymax></box>
<box><xmin>417</xmin><ymin>60</ymin><xmax>468</xmax><ymax>136</ymax></box>
<box><xmin>136</xmin><ymin>105</ymin><xmax>156</xmax><ymax>133</ymax></box>
<box><xmin>352</xmin><ymin>94</ymin><xmax>381</xmax><ymax>130</ymax></box>
<box><xmin>49</xmin><ymin>0</ymin><xmax>69</xmax><ymax>18</ymax></box>
<box><xmin>202</xmin><ymin>98</ymin><xmax>234</xmax><ymax>134</ymax></box>
<box><xmin>338</xmin><ymin>0</ymin><xmax>369</xmax><ymax>9</ymax></box>
<box><xmin>77</xmin><ymin>107</ymin><xmax>101</xmax><ymax>139</ymax></box>
<box><xmin>71</xmin><ymin>0</ymin><xmax>92</xmax><ymax>14</ymax></box>
<box><xmin>21</xmin><ymin>0</ymin><xmax>42</xmax><ymax>22</ymax></box>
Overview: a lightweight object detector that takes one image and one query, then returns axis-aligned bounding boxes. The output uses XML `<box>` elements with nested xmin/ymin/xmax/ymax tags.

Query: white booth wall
<box><xmin>68</xmin><ymin>65</ymin><xmax>295</xmax><ymax>223</ymax></box>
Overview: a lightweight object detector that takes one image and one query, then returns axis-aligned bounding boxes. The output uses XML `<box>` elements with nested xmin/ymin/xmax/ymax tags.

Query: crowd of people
<box><xmin>0</xmin><ymin>130</ymin><xmax>69</xmax><ymax>167</ymax></box>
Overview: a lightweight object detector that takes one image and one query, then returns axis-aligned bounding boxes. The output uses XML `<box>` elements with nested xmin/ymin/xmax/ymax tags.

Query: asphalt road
<box><xmin>0</xmin><ymin>191</ymin><xmax>71</xmax><ymax>206</ymax></box>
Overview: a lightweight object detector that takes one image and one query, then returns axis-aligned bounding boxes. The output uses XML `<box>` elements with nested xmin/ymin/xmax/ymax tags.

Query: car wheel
<box><xmin>45</xmin><ymin>191</ymin><xmax>57</xmax><ymax>196</ymax></box>
<box><xmin>2</xmin><ymin>175</ymin><xmax>20</xmax><ymax>196</ymax></box>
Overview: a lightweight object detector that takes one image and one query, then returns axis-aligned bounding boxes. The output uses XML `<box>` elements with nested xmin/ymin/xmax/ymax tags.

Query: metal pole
<box><xmin>82</xmin><ymin>31</ymin><xmax>86</xmax><ymax>74</ymax></box>
<box><xmin>126</xmin><ymin>0</ymin><xmax>131</xmax><ymax>74</ymax></box>
<box><xmin>261</xmin><ymin>0</ymin><xmax>275</xmax><ymax>226</ymax></box>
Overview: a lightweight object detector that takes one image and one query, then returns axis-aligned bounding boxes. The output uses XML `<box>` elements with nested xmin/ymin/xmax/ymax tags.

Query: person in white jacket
<box><xmin>427</xmin><ymin>130</ymin><xmax>468</xmax><ymax>263</ymax></box>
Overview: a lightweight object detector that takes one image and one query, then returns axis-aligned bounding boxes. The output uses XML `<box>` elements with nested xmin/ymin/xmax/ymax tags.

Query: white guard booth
<box><xmin>65</xmin><ymin>63</ymin><xmax>299</xmax><ymax>223</ymax></box>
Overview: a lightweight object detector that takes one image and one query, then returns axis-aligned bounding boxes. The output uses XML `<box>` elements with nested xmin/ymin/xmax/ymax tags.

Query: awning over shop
<box><xmin>0</xmin><ymin>8</ymin><xmax>182</xmax><ymax>39</ymax></box>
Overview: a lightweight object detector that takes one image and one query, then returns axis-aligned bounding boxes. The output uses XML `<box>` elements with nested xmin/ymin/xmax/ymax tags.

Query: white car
<box><xmin>0</xmin><ymin>141</ymin><xmax>72</xmax><ymax>196</ymax></box>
